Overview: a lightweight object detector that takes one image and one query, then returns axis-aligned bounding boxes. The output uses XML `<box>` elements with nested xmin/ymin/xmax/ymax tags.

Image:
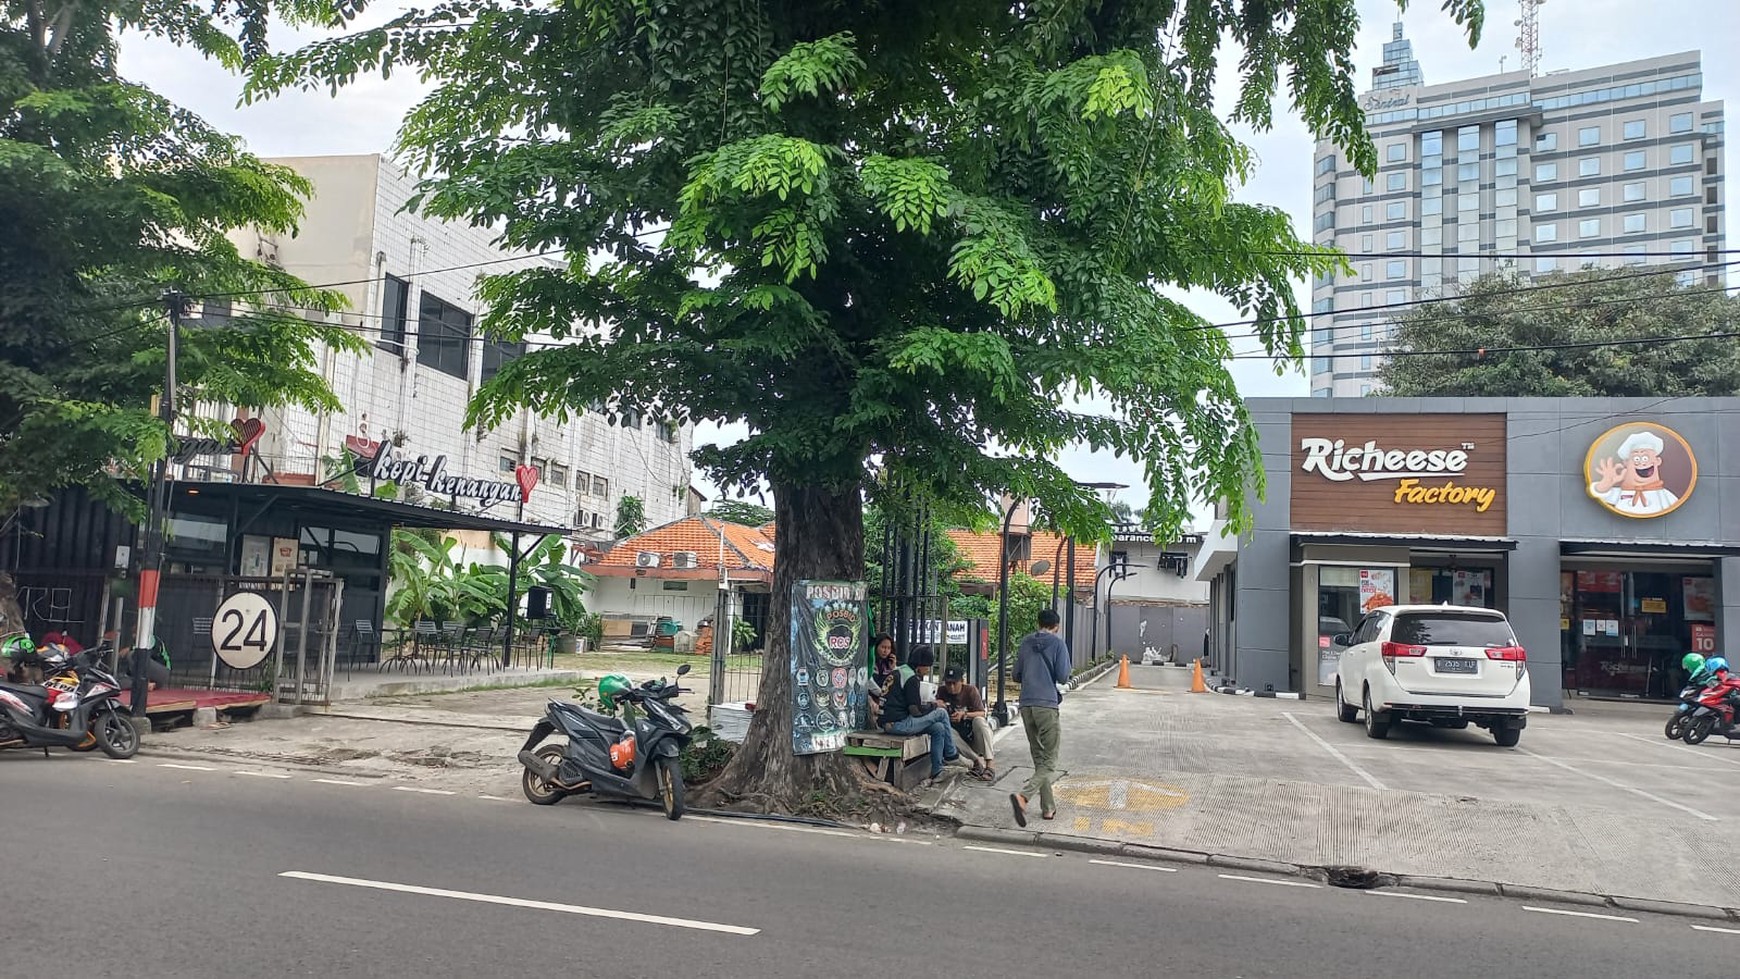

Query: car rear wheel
<box><xmin>1492</xmin><ymin>726</ymin><xmax>1521</xmax><ymax>747</ymax></box>
<box><xmin>1335</xmin><ymin>682</ymin><xmax>1359</xmax><ymax>723</ymax></box>
<box><xmin>1362</xmin><ymin>689</ymin><xmax>1390</xmax><ymax>740</ymax></box>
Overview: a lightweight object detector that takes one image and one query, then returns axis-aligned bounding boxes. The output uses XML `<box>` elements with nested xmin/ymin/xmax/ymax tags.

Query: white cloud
<box><xmin>118</xmin><ymin>0</ymin><xmax>1737</xmax><ymax>515</ymax></box>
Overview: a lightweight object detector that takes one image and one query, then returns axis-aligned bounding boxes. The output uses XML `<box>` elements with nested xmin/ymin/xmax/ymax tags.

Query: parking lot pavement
<box><xmin>949</xmin><ymin>663</ymin><xmax>1740</xmax><ymax>910</ymax></box>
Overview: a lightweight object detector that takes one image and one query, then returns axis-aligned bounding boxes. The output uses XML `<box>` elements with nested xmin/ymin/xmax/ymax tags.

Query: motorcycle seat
<box><xmin>552</xmin><ymin>701</ymin><xmax>628</xmax><ymax>736</ymax></box>
<box><xmin>0</xmin><ymin>682</ymin><xmax>48</xmax><ymax>700</ymax></box>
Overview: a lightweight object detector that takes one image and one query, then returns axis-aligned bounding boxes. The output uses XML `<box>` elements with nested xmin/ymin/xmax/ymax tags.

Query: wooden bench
<box><xmin>845</xmin><ymin>732</ymin><xmax>932</xmax><ymax>790</ymax></box>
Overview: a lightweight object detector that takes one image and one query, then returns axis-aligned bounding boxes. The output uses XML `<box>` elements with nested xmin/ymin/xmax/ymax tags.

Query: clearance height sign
<box><xmin>1290</xmin><ymin>414</ymin><xmax>1508</xmax><ymax>536</ymax></box>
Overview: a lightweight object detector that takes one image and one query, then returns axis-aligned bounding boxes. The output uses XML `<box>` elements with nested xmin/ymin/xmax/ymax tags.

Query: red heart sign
<box><xmin>514</xmin><ymin>465</ymin><xmax>539</xmax><ymax>502</ymax></box>
<box><xmin>343</xmin><ymin>434</ymin><xmax>381</xmax><ymax>459</ymax></box>
<box><xmin>230</xmin><ymin>417</ymin><xmax>266</xmax><ymax>455</ymax></box>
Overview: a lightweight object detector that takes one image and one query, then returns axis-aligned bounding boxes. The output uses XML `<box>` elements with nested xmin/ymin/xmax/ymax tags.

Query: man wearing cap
<box><xmin>877</xmin><ymin>645</ymin><xmax>966</xmax><ymax>787</ymax></box>
<box><xmin>1591</xmin><ymin>430</ymin><xmax>1680</xmax><ymax>515</ymax></box>
<box><xmin>937</xmin><ymin>666</ymin><xmax>994</xmax><ymax>779</ymax></box>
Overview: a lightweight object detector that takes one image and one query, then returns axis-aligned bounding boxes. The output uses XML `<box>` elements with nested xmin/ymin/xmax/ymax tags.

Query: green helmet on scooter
<box><xmin>1684</xmin><ymin>652</ymin><xmax>1707</xmax><ymax>674</ymax></box>
<box><xmin>597</xmin><ymin>673</ymin><xmax>633</xmax><ymax>708</ymax></box>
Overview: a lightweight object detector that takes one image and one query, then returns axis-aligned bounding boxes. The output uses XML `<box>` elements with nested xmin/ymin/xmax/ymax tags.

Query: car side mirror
<box><xmin>676</xmin><ymin>663</ymin><xmax>692</xmax><ymax>677</ymax></box>
<box><xmin>1332</xmin><ymin>633</ymin><xmax>1352</xmax><ymax>648</ymax></box>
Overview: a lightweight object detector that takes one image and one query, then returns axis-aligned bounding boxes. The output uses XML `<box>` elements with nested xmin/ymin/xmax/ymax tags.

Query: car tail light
<box><xmin>1484</xmin><ymin>646</ymin><xmax>1527</xmax><ymax>662</ymax></box>
<box><xmin>1381</xmin><ymin>641</ymin><xmax>1426</xmax><ymax>675</ymax></box>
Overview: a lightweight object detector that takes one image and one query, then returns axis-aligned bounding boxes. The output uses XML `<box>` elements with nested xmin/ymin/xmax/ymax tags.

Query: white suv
<box><xmin>1333</xmin><ymin>605</ymin><xmax>1531</xmax><ymax>747</ymax></box>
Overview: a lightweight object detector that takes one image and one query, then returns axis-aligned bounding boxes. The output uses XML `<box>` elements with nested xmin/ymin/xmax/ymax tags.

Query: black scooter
<box><xmin>518</xmin><ymin>663</ymin><xmax>694</xmax><ymax>820</ymax></box>
<box><xmin>0</xmin><ymin>643</ymin><xmax>140</xmax><ymax>759</ymax></box>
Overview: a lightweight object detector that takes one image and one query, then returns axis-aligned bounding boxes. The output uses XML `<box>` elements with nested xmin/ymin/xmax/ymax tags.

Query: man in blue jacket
<box><xmin>1010</xmin><ymin>608</ymin><xmax>1070</xmax><ymax>826</ymax></box>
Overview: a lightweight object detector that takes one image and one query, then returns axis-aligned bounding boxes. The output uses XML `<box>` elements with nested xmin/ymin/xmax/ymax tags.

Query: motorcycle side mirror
<box><xmin>676</xmin><ymin>663</ymin><xmax>692</xmax><ymax>677</ymax></box>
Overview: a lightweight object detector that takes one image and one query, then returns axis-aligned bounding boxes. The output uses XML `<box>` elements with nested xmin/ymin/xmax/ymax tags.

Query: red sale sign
<box><xmin>1692</xmin><ymin>624</ymin><xmax>1716</xmax><ymax>655</ymax></box>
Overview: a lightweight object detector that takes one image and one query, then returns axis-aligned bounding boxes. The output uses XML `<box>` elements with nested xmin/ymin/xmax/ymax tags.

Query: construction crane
<box><xmin>1515</xmin><ymin>0</ymin><xmax>1545</xmax><ymax>76</ymax></box>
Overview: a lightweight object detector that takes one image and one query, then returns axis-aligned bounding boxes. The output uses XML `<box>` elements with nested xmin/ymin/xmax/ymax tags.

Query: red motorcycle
<box><xmin>1682</xmin><ymin>673</ymin><xmax>1740</xmax><ymax>745</ymax></box>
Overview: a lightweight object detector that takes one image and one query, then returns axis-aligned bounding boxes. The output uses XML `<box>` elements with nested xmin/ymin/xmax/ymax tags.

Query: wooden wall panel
<box><xmin>1289</xmin><ymin>414</ymin><xmax>1507</xmax><ymax>536</ymax></box>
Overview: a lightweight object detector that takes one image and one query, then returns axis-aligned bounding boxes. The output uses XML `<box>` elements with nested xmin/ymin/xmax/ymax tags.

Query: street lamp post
<box><xmin>1087</xmin><ymin>562</ymin><xmax>1131</xmax><ymax>662</ymax></box>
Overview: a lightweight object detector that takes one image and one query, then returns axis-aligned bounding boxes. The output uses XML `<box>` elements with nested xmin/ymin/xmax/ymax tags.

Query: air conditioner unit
<box><xmin>635</xmin><ymin>552</ymin><xmax>661</xmax><ymax>568</ymax></box>
<box><xmin>672</xmin><ymin>551</ymin><xmax>699</xmax><ymax>569</ymax></box>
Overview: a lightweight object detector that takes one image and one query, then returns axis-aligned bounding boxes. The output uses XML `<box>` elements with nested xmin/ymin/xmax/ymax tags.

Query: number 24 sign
<box><xmin>212</xmin><ymin>592</ymin><xmax>279</xmax><ymax>670</ymax></box>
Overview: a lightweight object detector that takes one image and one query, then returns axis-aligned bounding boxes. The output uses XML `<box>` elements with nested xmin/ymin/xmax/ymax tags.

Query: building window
<box><xmin>1535</xmin><ymin>256</ymin><xmax>1557</xmax><ymax>274</ymax></box>
<box><xmin>1579</xmin><ymin>157</ymin><xmax>1600</xmax><ymax>177</ymax></box>
<box><xmin>1360</xmin><ymin>355</ymin><xmax>1373</xmax><ymax>370</ymax></box>
<box><xmin>1360</xmin><ymin>233</ymin><xmax>1373</xmax><ymax>252</ymax></box>
<box><xmin>1670</xmin><ymin>143</ymin><xmax>1695</xmax><ymax>165</ymax></box>
<box><xmin>1496</xmin><ymin>218</ymin><xmax>1517</xmax><ymax>238</ymax></box>
<box><xmin>1316</xmin><ymin>155</ymin><xmax>1336</xmax><ymax>175</ymax></box>
<box><xmin>1422</xmin><ymin>166</ymin><xmax>1443</xmax><ymax>187</ymax></box>
<box><xmin>1387</xmin><ymin>143</ymin><xmax>1407</xmax><ymax>163</ymax></box>
<box><xmin>547</xmin><ymin>463</ymin><xmax>568</xmax><ymax>488</ymax></box>
<box><xmin>480</xmin><ymin>338</ymin><xmax>525</xmax><ymax>383</ymax></box>
<box><xmin>1457</xmin><ymin>126</ymin><xmax>1479</xmax><ymax>153</ymax></box>
<box><xmin>416</xmin><ymin>291</ymin><xmax>472</xmax><ymax>379</ymax></box>
<box><xmin>1578</xmin><ymin>218</ymin><xmax>1600</xmax><ymax>238</ymax></box>
<box><xmin>1361</xmin><ymin>323</ymin><xmax>1374</xmax><ymax>341</ymax></box>
<box><xmin>1578</xmin><ymin>126</ymin><xmax>1600</xmax><ymax>146</ymax></box>
<box><xmin>1313</xmin><ymin>184</ymin><xmax>1335</xmax><ymax>205</ymax></box>
<box><xmin>1422</xmin><ymin>132</ymin><xmax>1442</xmax><ymax>156</ymax></box>
<box><xmin>1622</xmin><ymin>213</ymin><xmax>1646</xmax><ymax>234</ymax></box>
<box><xmin>1362</xmin><ymin>177</ymin><xmax>1375</xmax><ymax>195</ymax></box>
<box><xmin>1457</xmin><ymin>222</ymin><xmax>1479</xmax><ymax>243</ymax></box>
<box><xmin>1386</xmin><ymin>230</ymin><xmax>1405</xmax><ymax>249</ymax></box>
<box><xmin>1624</xmin><ymin>182</ymin><xmax>1647</xmax><ymax>202</ymax></box>
<box><xmin>1496</xmin><ymin>119</ymin><xmax>1518</xmax><ymax>146</ymax></box>
<box><xmin>591</xmin><ymin>474</ymin><xmax>610</xmax><ymax>497</ymax></box>
<box><xmin>1535</xmin><ymin>224</ymin><xmax>1558</xmax><ymax>243</ymax></box>
<box><xmin>1313</xmin><ymin>387</ymin><xmax>1332</xmax><ymax>398</ymax></box>
<box><xmin>1361</xmin><ymin>205</ymin><xmax>1373</xmax><ymax>224</ymax></box>
<box><xmin>1495</xmin><ymin>187</ymin><xmax>1518</xmax><ymax>207</ymax></box>
<box><xmin>380</xmin><ymin>274</ymin><xmax>410</xmax><ymax>354</ymax></box>
<box><xmin>654</xmin><ymin>420</ymin><xmax>679</xmax><ymax>444</ymax></box>
<box><xmin>1386</xmin><ymin>172</ymin><xmax>1407</xmax><ymax>191</ymax></box>
<box><xmin>1312</xmin><ymin>357</ymin><xmax>1331</xmax><ymax>374</ymax></box>
<box><xmin>1386</xmin><ymin>201</ymin><xmax>1406</xmax><ymax>221</ymax></box>
<box><xmin>1670</xmin><ymin>239</ymin><xmax>1695</xmax><ymax>255</ymax></box>
<box><xmin>1385</xmin><ymin>260</ymin><xmax>1406</xmax><ymax>280</ymax></box>
<box><xmin>1536</xmin><ymin>132</ymin><xmax>1557</xmax><ymax>152</ymax></box>
<box><xmin>1495</xmin><ymin>157</ymin><xmax>1518</xmax><ymax>178</ymax></box>
<box><xmin>1386</xmin><ymin>289</ymin><xmax>1406</xmax><ymax>305</ymax></box>
<box><xmin>1671</xmin><ymin>175</ymin><xmax>1695</xmax><ymax>197</ymax></box>
<box><xmin>499</xmin><ymin>455</ymin><xmax>517</xmax><ymax>473</ymax></box>
<box><xmin>1362</xmin><ymin>291</ymin><xmax>1373</xmax><ymax>307</ymax></box>
<box><xmin>1458</xmin><ymin>162</ymin><xmax>1479</xmax><ymax>182</ymax></box>
<box><xmin>1313</xmin><ymin>212</ymin><xmax>1334</xmax><ymax>233</ymax></box>
<box><xmin>1422</xmin><ymin>197</ymin><xmax>1442</xmax><ymax>216</ymax></box>
<box><xmin>1535</xmin><ymin>162</ymin><xmax>1558</xmax><ymax>182</ymax></box>
<box><xmin>1670</xmin><ymin>208</ymin><xmax>1694</xmax><ymax>229</ymax></box>
<box><xmin>1623</xmin><ymin>119</ymin><xmax>1646</xmax><ymax>140</ymax></box>
<box><xmin>1578</xmin><ymin>188</ymin><xmax>1600</xmax><ymax>208</ymax></box>
<box><xmin>1421</xmin><ymin>227</ymin><xmax>1443</xmax><ymax>247</ymax></box>
<box><xmin>1360</xmin><ymin>263</ymin><xmax>1373</xmax><ymax>282</ymax></box>
<box><xmin>1359</xmin><ymin>383</ymin><xmax>1372</xmax><ymax>397</ymax></box>
<box><xmin>1458</xmin><ymin>192</ymin><xmax>1478</xmax><ymax>211</ymax></box>
<box><xmin>1623</xmin><ymin>244</ymin><xmax>1647</xmax><ymax>265</ymax></box>
<box><xmin>1534</xmin><ymin>192</ymin><xmax>1558</xmax><ymax>212</ymax></box>
<box><xmin>1623</xmin><ymin>150</ymin><xmax>1646</xmax><ymax>172</ymax></box>
<box><xmin>1670</xmin><ymin>112</ymin><xmax>1694</xmax><ymax>134</ymax></box>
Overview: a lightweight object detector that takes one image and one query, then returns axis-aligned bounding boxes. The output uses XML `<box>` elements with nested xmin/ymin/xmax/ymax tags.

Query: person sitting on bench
<box><xmin>878</xmin><ymin>645</ymin><xmax>968</xmax><ymax>786</ymax></box>
<box><xmin>938</xmin><ymin>667</ymin><xmax>994</xmax><ymax>778</ymax></box>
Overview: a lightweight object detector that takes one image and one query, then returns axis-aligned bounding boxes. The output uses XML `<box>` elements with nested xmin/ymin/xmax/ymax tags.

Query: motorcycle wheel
<box><xmin>1684</xmin><ymin>715</ymin><xmax>1716</xmax><ymax>746</ymax></box>
<box><xmin>521</xmin><ymin>745</ymin><xmax>569</xmax><ymax>805</ymax></box>
<box><xmin>95</xmin><ymin>706</ymin><xmax>140</xmax><ymax>760</ymax></box>
<box><xmin>1665</xmin><ymin>714</ymin><xmax>1690</xmax><ymax>741</ymax></box>
<box><xmin>656</xmin><ymin>756</ymin><xmax>686</xmax><ymax>821</ymax></box>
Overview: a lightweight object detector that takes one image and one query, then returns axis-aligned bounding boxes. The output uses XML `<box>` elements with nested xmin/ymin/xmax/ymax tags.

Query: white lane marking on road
<box><xmin>1089</xmin><ymin>859</ymin><xmax>1178</xmax><ymax>873</ymax></box>
<box><xmin>1217</xmin><ymin>874</ymin><xmax>1320</xmax><ymax>889</ymax></box>
<box><xmin>1363</xmin><ymin>890</ymin><xmax>1467</xmax><ymax>904</ymax></box>
<box><xmin>311</xmin><ymin>778</ymin><xmax>366</xmax><ymax>786</ymax></box>
<box><xmin>107</xmin><ymin>759</ymin><xmax>137</xmax><ymax>764</ymax></box>
<box><xmin>1522</xmin><ymin>906</ymin><xmax>1637</xmax><ymax>923</ymax></box>
<box><xmin>158</xmin><ymin>763</ymin><xmax>216</xmax><ymax>772</ymax></box>
<box><xmin>278</xmin><ymin>871</ymin><xmax>759</xmax><ymax>936</ymax></box>
<box><xmin>1518</xmin><ymin>748</ymin><xmax>1718</xmax><ymax>822</ymax></box>
<box><xmin>477</xmin><ymin>794</ymin><xmax>512</xmax><ymax>802</ymax></box>
<box><xmin>392</xmin><ymin>786</ymin><xmax>456</xmax><ymax>796</ymax></box>
<box><xmin>962</xmin><ymin>845</ymin><xmax>1048</xmax><ymax>859</ymax></box>
<box><xmin>1282</xmin><ymin>712</ymin><xmax>1387</xmax><ymax>791</ymax></box>
<box><xmin>1615</xmin><ymin>732</ymin><xmax>1740</xmax><ymax>769</ymax></box>
<box><xmin>1691</xmin><ymin>925</ymin><xmax>1740</xmax><ymax>935</ymax></box>
<box><xmin>234</xmin><ymin>770</ymin><xmax>293</xmax><ymax>780</ymax></box>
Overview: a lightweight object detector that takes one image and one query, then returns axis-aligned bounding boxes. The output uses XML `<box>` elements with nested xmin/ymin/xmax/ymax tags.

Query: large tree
<box><xmin>1377</xmin><ymin>267</ymin><xmax>1740</xmax><ymax>397</ymax></box>
<box><xmin>251</xmin><ymin>0</ymin><xmax>1482</xmax><ymax>813</ymax></box>
<box><xmin>0</xmin><ymin>0</ymin><xmax>363</xmax><ymax>513</ymax></box>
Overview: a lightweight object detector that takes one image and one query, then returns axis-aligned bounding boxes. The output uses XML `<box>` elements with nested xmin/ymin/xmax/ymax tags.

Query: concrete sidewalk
<box><xmin>944</xmin><ymin>662</ymin><xmax>1740</xmax><ymax>917</ymax></box>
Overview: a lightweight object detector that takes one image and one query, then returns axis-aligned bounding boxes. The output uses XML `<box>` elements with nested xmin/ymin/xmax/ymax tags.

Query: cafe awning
<box><xmin>170</xmin><ymin>481</ymin><xmax>568</xmax><ymax>537</ymax></box>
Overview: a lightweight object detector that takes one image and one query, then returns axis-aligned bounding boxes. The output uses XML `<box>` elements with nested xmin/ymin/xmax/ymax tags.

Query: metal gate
<box><xmin>710</xmin><ymin>586</ymin><xmax>771</xmax><ymax>706</ymax></box>
<box><xmin>156</xmin><ymin>569</ymin><xmax>343</xmax><ymax>705</ymax></box>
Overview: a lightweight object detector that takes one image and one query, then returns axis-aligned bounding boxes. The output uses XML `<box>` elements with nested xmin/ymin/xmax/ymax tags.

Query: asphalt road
<box><xmin>6</xmin><ymin>752</ymin><xmax>1734</xmax><ymax>978</ymax></box>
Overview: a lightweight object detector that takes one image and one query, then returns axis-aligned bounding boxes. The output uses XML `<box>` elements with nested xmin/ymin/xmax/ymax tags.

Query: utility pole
<box><xmin>131</xmin><ymin>290</ymin><xmax>185</xmax><ymax>718</ymax></box>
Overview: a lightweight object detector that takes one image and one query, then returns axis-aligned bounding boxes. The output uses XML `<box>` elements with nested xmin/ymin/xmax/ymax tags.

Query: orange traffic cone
<box><xmin>1190</xmin><ymin>658</ymin><xmax>1208</xmax><ymax>694</ymax></box>
<box><xmin>1116</xmin><ymin>655</ymin><xmax>1132</xmax><ymax>688</ymax></box>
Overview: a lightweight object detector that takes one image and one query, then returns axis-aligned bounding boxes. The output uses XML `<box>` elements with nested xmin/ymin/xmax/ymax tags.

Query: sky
<box><xmin>117</xmin><ymin>0</ymin><xmax>1739</xmax><ymax>518</ymax></box>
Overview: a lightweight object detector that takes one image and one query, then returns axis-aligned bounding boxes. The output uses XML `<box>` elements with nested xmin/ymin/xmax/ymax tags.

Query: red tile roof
<box><xmin>947</xmin><ymin>529</ymin><xmax>1098</xmax><ymax>591</ymax></box>
<box><xmin>592</xmin><ymin>516</ymin><xmax>775</xmax><ymax>580</ymax></box>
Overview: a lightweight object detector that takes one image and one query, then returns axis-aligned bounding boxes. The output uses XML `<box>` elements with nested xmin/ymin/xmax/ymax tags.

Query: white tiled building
<box><xmin>224</xmin><ymin>154</ymin><xmax>694</xmax><ymax>541</ymax></box>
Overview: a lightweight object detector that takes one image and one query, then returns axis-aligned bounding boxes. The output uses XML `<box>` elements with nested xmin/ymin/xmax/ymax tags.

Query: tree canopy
<box><xmin>1376</xmin><ymin>268</ymin><xmax>1740</xmax><ymax>398</ymax></box>
<box><xmin>705</xmin><ymin>499</ymin><xmax>776</xmax><ymax>528</ymax></box>
<box><xmin>249</xmin><ymin>0</ymin><xmax>1484</xmax><ymax>811</ymax></box>
<box><xmin>0</xmin><ymin>0</ymin><xmax>363</xmax><ymax>512</ymax></box>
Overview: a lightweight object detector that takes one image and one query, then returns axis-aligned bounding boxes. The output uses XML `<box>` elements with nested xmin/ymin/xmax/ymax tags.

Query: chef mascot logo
<box><xmin>1585</xmin><ymin>422</ymin><xmax>1697</xmax><ymax>519</ymax></box>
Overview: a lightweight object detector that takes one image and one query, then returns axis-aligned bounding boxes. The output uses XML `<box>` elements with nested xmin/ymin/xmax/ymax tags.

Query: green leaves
<box><xmin>759</xmin><ymin>32</ymin><xmax>864</xmax><ymax>114</ymax></box>
<box><xmin>858</xmin><ymin>155</ymin><xmax>951</xmax><ymax>235</ymax></box>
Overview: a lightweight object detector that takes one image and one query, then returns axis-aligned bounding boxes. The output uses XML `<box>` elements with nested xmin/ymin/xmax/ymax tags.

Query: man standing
<box><xmin>1010</xmin><ymin>608</ymin><xmax>1070</xmax><ymax>826</ymax></box>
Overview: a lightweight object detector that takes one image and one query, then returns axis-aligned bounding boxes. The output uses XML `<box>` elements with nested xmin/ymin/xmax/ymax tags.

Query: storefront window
<box><xmin>1564</xmin><ymin>569</ymin><xmax>1715</xmax><ymax>699</ymax></box>
<box><xmin>1407</xmin><ymin>567</ymin><xmax>1495</xmax><ymax>607</ymax></box>
<box><xmin>1316</xmin><ymin>566</ymin><xmax>1398</xmax><ymax>685</ymax></box>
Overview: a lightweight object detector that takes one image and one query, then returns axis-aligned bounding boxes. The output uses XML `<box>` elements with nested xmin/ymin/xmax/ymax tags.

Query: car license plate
<box><xmin>1435</xmin><ymin>657</ymin><xmax>1478</xmax><ymax>675</ymax></box>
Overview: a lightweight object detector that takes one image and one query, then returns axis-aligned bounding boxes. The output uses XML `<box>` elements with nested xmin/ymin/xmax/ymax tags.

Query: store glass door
<box><xmin>1564</xmin><ymin>567</ymin><xmax>1716</xmax><ymax>700</ymax></box>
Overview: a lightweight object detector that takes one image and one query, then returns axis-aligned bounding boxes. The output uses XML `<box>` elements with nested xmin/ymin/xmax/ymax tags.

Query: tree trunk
<box><xmin>698</xmin><ymin>480</ymin><xmax>873</xmax><ymax>813</ymax></box>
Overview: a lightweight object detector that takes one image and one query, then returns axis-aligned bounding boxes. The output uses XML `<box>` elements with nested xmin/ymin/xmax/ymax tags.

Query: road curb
<box><xmin>951</xmin><ymin>825</ymin><xmax>1740</xmax><ymax>922</ymax></box>
<box><xmin>308</xmin><ymin>709</ymin><xmax>530</xmax><ymax>733</ymax></box>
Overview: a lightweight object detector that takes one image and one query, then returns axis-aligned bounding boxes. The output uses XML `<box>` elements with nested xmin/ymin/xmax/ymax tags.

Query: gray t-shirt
<box><xmin>1013</xmin><ymin>631</ymin><xmax>1071</xmax><ymax>708</ymax></box>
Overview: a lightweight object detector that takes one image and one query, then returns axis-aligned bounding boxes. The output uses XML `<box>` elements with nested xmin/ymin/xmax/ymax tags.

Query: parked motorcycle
<box><xmin>518</xmin><ymin>663</ymin><xmax>694</xmax><ymax>819</ymax></box>
<box><xmin>1681</xmin><ymin>673</ymin><xmax>1740</xmax><ymax>746</ymax></box>
<box><xmin>1665</xmin><ymin>683</ymin><xmax>1705</xmax><ymax>740</ymax></box>
<box><xmin>0</xmin><ymin>640</ymin><xmax>140</xmax><ymax>759</ymax></box>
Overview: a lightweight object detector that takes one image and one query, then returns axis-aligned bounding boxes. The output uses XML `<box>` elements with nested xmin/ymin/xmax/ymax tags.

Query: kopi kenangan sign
<box><xmin>370</xmin><ymin>442</ymin><xmax>528</xmax><ymax>505</ymax></box>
